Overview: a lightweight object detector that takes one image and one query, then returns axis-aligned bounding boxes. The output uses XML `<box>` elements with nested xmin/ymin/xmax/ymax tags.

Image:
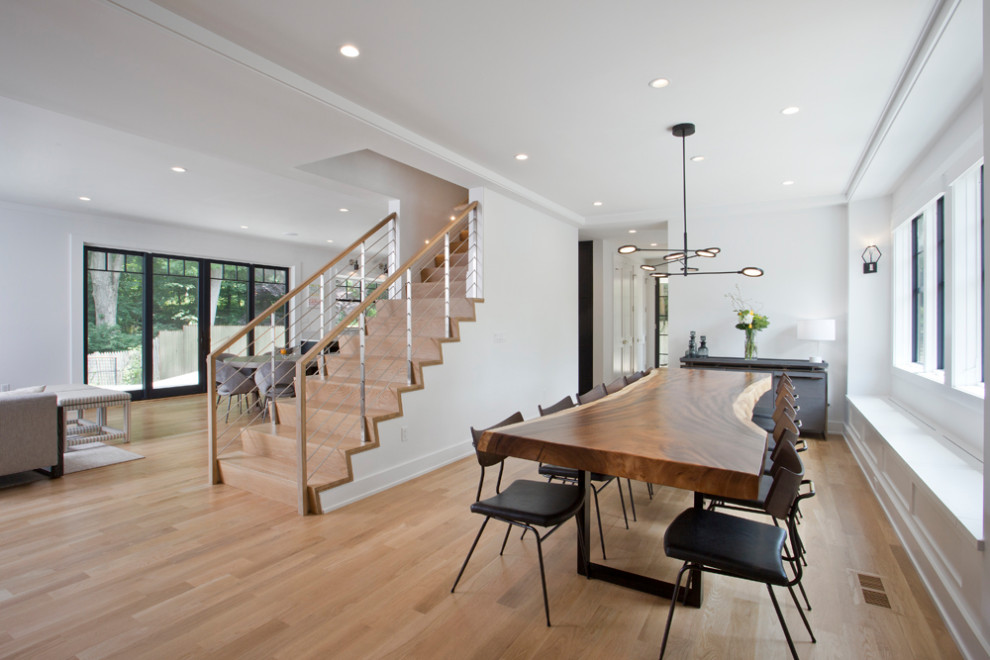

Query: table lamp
<box><xmin>797</xmin><ymin>319</ymin><xmax>835</xmax><ymax>363</ymax></box>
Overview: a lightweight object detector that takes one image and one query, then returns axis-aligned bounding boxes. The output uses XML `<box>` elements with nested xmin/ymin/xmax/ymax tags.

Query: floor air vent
<box><xmin>857</xmin><ymin>572</ymin><xmax>892</xmax><ymax>609</ymax></box>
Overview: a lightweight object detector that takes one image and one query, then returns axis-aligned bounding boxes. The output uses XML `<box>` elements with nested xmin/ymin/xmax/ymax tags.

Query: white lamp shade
<box><xmin>797</xmin><ymin>319</ymin><xmax>836</xmax><ymax>342</ymax></box>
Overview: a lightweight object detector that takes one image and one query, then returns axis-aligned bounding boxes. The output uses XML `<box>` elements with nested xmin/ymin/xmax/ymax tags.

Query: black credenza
<box><xmin>679</xmin><ymin>356</ymin><xmax>829</xmax><ymax>438</ymax></box>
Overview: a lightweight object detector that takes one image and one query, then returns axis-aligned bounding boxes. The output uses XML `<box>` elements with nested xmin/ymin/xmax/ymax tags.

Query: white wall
<box><xmin>667</xmin><ymin>204</ymin><xmax>849</xmax><ymax>428</ymax></box>
<box><xmin>0</xmin><ymin>201</ymin><xmax>336</xmax><ymax>388</ymax></box>
<box><xmin>300</xmin><ymin>150</ymin><xmax>468</xmax><ymax>261</ymax></box>
<box><xmin>847</xmin><ymin>196</ymin><xmax>892</xmax><ymax>396</ymax></box>
<box><xmin>318</xmin><ymin>186</ymin><xmax>579</xmax><ymax>511</ymax></box>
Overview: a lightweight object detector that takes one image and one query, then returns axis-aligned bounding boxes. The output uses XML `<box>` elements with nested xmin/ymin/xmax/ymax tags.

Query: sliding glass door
<box><xmin>85</xmin><ymin>249</ymin><xmax>146</xmax><ymax>392</ymax></box>
<box><xmin>151</xmin><ymin>256</ymin><xmax>202</xmax><ymax>395</ymax></box>
<box><xmin>84</xmin><ymin>247</ymin><xmax>289</xmax><ymax>400</ymax></box>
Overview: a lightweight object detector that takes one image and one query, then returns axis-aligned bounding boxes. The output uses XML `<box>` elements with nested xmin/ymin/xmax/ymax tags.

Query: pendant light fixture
<box><xmin>617</xmin><ymin>123</ymin><xmax>764</xmax><ymax>280</ymax></box>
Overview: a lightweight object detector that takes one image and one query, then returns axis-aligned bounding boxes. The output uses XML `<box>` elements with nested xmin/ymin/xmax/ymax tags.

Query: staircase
<box><xmin>208</xmin><ymin>206</ymin><xmax>481</xmax><ymax>514</ymax></box>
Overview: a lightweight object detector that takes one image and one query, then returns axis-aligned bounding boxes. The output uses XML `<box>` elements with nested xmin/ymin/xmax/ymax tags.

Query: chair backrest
<box><xmin>763</xmin><ymin>453</ymin><xmax>805</xmax><ymax>521</ymax></box>
<box><xmin>577</xmin><ymin>383</ymin><xmax>607</xmax><ymax>405</ymax></box>
<box><xmin>772</xmin><ymin>414</ymin><xmax>800</xmax><ymax>442</ymax></box>
<box><xmin>254</xmin><ymin>360</ymin><xmax>297</xmax><ymax>391</ymax></box>
<box><xmin>624</xmin><ymin>371</ymin><xmax>645</xmax><ymax>385</ymax></box>
<box><xmin>538</xmin><ymin>396</ymin><xmax>575</xmax><ymax>416</ymax></box>
<box><xmin>604</xmin><ymin>377</ymin><xmax>626</xmax><ymax>395</ymax></box>
<box><xmin>768</xmin><ymin>436</ymin><xmax>803</xmax><ymax>477</ymax></box>
<box><xmin>216</xmin><ymin>362</ymin><xmax>249</xmax><ymax>386</ymax></box>
<box><xmin>470</xmin><ymin>411</ymin><xmax>524</xmax><ymax>500</ymax></box>
<box><xmin>469</xmin><ymin>411</ymin><xmax>524</xmax><ymax>468</ymax></box>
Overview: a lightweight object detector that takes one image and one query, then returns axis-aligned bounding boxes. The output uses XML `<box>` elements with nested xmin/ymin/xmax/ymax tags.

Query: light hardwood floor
<box><xmin>0</xmin><ymin>395</ymin><xmax>963</xmax><ymax>659</ymax></box>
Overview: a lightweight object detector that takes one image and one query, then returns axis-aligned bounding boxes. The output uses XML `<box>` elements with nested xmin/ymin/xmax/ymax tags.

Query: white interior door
<box><xmin>612</xmin><ymin>265</ymin><xmax>634</xmax><ymax>376</ymax></box>
<box><xmin>633</xmin><ymin>273</ymin><xmax>646</xmax><ymax>370</ymax></box>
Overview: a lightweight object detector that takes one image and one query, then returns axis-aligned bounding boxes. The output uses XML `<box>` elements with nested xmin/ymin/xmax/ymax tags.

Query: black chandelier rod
<box><xmin>680</xmin><ymin>124</ymin><xmax>689</xmax><ymax>276</ymax></box>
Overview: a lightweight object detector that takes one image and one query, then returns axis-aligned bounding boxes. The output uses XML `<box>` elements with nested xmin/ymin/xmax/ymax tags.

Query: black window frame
<box><xmin>84</xmin><ymin>246</ymin><xmax>289</xmax><ymax>400</ymax></box>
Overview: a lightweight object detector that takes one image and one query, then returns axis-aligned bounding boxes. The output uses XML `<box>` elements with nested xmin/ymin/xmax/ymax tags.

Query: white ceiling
<box><xmin>0</xmin><ymin>0</ymin><xmax>982</xmax><ymax>246</ymax></box>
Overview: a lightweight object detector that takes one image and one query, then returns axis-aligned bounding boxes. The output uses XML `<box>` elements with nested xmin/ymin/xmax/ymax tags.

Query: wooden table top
<box><xmin>479</xmin><ymin>368</ymin><xmax>771</xmax><ymax>500</ymax></box>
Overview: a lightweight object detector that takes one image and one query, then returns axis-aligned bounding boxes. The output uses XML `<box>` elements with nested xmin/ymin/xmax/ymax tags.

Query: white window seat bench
<box><xmin>846</xmin><ymin>395</ymin><xmax>982</xmax><ymax>550</ymax></box>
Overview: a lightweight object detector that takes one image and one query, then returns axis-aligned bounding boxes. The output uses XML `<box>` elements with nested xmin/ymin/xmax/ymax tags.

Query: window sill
<box><xmin>893</xmin><ymin>363</ymin><xmax>945</xmax><ymax>384</ymax></box>
<box><xmin>954</xmin><ymin>383</ymin><xmax>985</xmax><ymax>399</ymax></box>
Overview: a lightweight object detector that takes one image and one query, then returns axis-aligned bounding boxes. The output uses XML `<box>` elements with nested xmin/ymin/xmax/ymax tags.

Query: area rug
<box><xmin>64</xmin><ymin>442</ymin><xmax>144</xmax><ymax>474</ymax></box>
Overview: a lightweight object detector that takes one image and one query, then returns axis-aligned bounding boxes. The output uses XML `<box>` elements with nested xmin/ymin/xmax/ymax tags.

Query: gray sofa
<box><xmin>0</xmin><ymin>391</ymin><xmax>63</xmax><ymax>478</ymax></box>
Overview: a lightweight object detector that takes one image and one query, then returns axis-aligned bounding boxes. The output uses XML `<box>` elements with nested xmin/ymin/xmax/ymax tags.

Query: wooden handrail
<box><xmin>209</xmin><ymin>213</ymin><xmax>397</xmax><ymax>359</ymax></box>
<box><xmin>298</xmin><ymin>201</ymin><xmax>478</xmax><ymax>367</ymax></box>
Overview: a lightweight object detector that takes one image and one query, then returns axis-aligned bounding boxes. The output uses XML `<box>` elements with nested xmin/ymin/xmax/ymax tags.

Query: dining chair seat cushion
<box><xmin>663</xmin><ymin>508</ymin><xmax>788</xmax><ymax>586</ymax></box>
<box><xmin>538</xmin><ymin>464</ymin><xmax>612</xmax><ymax>483</ymax></box>
<box><xmin>470</xmin><ymin>479</ymin><xmax>584</xmax><ymax>528</ymax></box>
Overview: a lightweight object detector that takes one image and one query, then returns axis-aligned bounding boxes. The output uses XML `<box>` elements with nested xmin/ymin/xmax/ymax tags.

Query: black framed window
<box><xmin>911</xmin><ymin>214</ymin><xmax>925</xmax><ymax>364</ymax></box>
<box><xmin>85</xmin><ymin>246</ymin><xmax>289</xmax><ymax>400</ymax></box>
<box><xmin>935</xmin><ymin>196</ymin><xmax>945</xmax><ymax>370</ymax></box>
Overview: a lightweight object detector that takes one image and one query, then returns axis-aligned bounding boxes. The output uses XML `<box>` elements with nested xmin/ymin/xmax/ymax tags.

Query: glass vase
<box><xmin>743</xmin><ymin>328</ymin><xmax>757</xmax><ymax>360</ymax></box>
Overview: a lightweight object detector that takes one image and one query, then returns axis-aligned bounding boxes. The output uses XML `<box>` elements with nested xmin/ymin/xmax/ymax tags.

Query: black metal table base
<box><xmin>576</xmin><ymin>471</ymin><xmax>702</xmax><ymax>607</ymax></box>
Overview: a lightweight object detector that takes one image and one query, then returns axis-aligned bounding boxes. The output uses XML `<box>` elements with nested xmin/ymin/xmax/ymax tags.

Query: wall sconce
<box><xmin>862</xmin><ymin>245</ymin><xmax>882</xmax><ymax>274</ymax></box>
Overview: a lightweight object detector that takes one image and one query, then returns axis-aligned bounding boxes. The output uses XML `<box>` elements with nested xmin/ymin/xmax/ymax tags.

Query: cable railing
<box><xmin>293</xmin><ymin>202</ymin><xmax>480</xmax><ymax>511</ymax></box>
<box><xmin>207</xmin><ymin>213</ymin><xmax>397</xmax><ymax>485</ymax></box>
<box><xmin>207</xmin><ymin>202</ymin><xmax>482</xmax><ymax>514</ymax></box>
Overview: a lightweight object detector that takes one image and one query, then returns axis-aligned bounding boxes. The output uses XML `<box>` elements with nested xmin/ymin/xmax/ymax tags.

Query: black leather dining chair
<box><xmin>658</xmin><ymin>458</ymin><xmax>816</xmax><ymax>659</ymax></box>
<box><xmin>451</xmin><ymin>412</ymin><xmax>586</xmax><ymax>627</ymax></box>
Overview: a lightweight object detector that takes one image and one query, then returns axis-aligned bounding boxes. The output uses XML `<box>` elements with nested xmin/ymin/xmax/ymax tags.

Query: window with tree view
<box><xmin>85</xmin><ymin>247</ymin><xmax>289</xmax><ymax>399</ymax></box>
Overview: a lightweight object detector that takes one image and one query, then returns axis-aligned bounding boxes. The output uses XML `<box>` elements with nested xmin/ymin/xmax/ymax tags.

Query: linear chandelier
<box><xmin>617</xmin><ymin>122</ymin><xmax>764</xmax><ymax>280</ymax></box>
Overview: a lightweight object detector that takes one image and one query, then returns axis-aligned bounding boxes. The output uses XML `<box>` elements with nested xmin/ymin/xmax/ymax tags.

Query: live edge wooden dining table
<box><xmin>477</xmin><ymin>367</ymin><xmax>771</xmax><ymax>607</ymax></box>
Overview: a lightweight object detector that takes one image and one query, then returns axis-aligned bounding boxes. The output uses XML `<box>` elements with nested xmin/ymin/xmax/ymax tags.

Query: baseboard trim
<box><xmin>316</xmin><ymin>439</ymin><xmax>474</xmax><ymax>513</ymax></box>
<box><xmin>844</xmin><ymin>421</ymin><xmax>990</xmax><ymax>660</ymax></box>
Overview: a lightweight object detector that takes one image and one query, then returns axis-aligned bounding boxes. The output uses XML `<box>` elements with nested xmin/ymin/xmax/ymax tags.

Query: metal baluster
<box><xmin>406</xmin><ymin>268</ymin><xmax>413</xmax><ymax>387</ymax></box>
<box><xmin>359</xmin><ymin>242</ymin><xmax>367</xmax><ymax>444</ymax></box>
<box><xmin>444</xmin><ymin>231</ymin><xmax>451</xmax><ymax>339</ymax></box>
<box><xmin>319</xmin><ymin>272</ymin><xmax>326</xmax><ymax>339</ymax></box>
<box><xmin>467</xmin><ymin>206</ymin><xmax>479</xmax><ymax>299</ymax></box>
<box><xmin>269</xmin><ymin>313</ymin><xmax>277</xmax><ymax>433</ymax></box>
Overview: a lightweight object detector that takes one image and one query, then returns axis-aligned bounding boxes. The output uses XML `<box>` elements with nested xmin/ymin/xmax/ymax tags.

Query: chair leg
<box><xmin>786</xmin><ymin>584</ymin><xmax>816</xmax><ymax>641</ymax></box>
<box><xmin>224</xmin><ymin>395</ymin><xmax>232</xmax><ymax>423</ymax></box>
<box><xmin>500</xmin><ymin>523</ymin><xmax>513</xmax><ymax>555</ymax></box>
<box><xmin>616</xmin><ymin>478</ymin><xmax>629</xmax><ymax>529</ymax></box>
<box><xmin>534</xmin><ymin>530</ymin><xmax>551</xmax><ymax>627</ymax></box>
<box><xmin>647</xmin><ymin>482</ymin><xmax>654</xmax><ymax>499</ymax></box>
<box><xmin>658</xmin><ymin>563</ymin><xmax>691</xmax><ymax>659</ymax></box>
<box><xmin>591</xmin><ymin>487</ymin><xmax>607</xmax><ymax>559</ymax></box>
<box><xmin>626</xmin><ymin>479</ymin><xmax>637</xmax><ymax>522</ymax></box>
<box><xmin>451</xmin><ymin>517</ymin><xmax>490</xmax><ymax>593</ymax></box>
<box><xmin>766</xmin><ymin>584</ymin><xmax>801</xmax><ymax>660</ymax></box>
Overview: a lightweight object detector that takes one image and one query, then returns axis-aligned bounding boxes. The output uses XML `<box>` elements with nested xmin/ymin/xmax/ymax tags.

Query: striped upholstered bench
<box><xmin>46</xmin><ymin>384</ymin><xmax>131</xmax><ymax>448</ymax></box>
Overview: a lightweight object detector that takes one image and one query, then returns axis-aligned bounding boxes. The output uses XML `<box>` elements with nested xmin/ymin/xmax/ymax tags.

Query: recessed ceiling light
<box><xmin>650</xmin><ymin>243</ymin><xmax>658</xmax><ymax>247</ymax></box>
<box><xmin>78</xmin><ymin>196</ymin><xmax>91</xmax><ymax>201</ymax></box>
<box><xmin>514</xmin><ymin>153</ymin><xmax>529</xmax><ymax>161</ymax></box>
<box><xmin>326</xmin><ymin>239</ymin><xmax>334</xmax><ymax>243</ymax></box>
<box><xmin>782</xmin><ymin>180</ymin><xmax>795</xmax><ymax>186</ymax></box>
<box><xmin>648</xmin><ymin>78</ymin><xmax>670</xmax><ymax>89</ymax></box>
<box><xmin>339</xmin><ymin>208</ymin><xmax>349</xmax><ymax>213</ymax></box>
<box><xmin>450</xmin><ymin>215</ymin><xmax>456</xmax><ymax>220</ymax></box>
<box><xmin>593</xmin><ymin>201</ymin><xmax>603</xmax><ymax>207</ymax></box>
<box><xmin>690</xmin><ymin>155</ymin><xmax>705</xmax><ymax>162</ymax></box>
<box><xmin>628</xmin><ymin>229</ymin><xmax>637</xmax><ymax>234</ymax></box>
<box><xmin>424</xmin><ymin>239</ymin><xmax>430</xmax><ymax>244</ymax></box>
<box><xmin>170</xmin><ymin>166</ymin><xmax>186</xmax><ymax>173</ymax></box>
<box><xmin>340</xmin><ymin>44</ymin><xmax>360</xmax><ymax>58</ymax></box>
<box><xmin>240</xmin><ymin>225</ymin><xmax>249</xmax><ymax>229</ymax></box>
<box><xmin>283</xmin><ymin>232</ymin><xmax>298</xmax><ymax>236</ymax></box>
<box><xmin>781</xmin><ymin>106</ymin><xmax>800</xmax><ymax>115</ymax></box>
